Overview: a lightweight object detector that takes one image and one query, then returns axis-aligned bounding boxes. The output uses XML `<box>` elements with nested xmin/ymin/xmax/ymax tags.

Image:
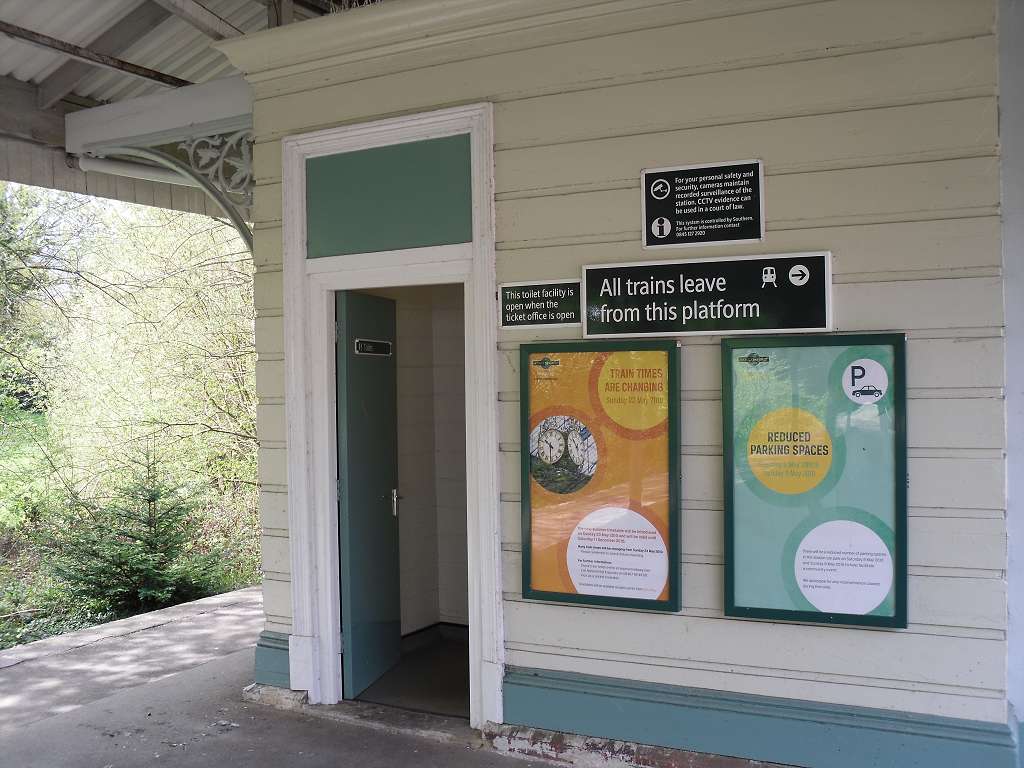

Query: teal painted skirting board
<box><xmin>503</xmin><ymin>668</ymin><xmax>1018</xmax><ymax>768</ymax></box>
<box><xmin>254</xmin><ymin>631</ymin><xmax>290</xmax><ymax>689</ymax></box>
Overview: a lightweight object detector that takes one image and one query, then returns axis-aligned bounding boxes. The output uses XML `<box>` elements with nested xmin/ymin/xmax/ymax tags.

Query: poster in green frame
<box><xmin>520</xmin><ymin>341</ymin><xmax>680</xmax><ymax>611</ymax></box>
<box><xmin>722</xmin><ymin>334</ymin><xmax>907</xmax><ymax>627</ymax></box>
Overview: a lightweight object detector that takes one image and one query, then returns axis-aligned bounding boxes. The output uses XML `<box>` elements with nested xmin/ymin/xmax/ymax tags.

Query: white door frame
<box><xmin>280</xmin><ymin>104</ymin><xmax>503</xmax><ymax>727</ymax></box>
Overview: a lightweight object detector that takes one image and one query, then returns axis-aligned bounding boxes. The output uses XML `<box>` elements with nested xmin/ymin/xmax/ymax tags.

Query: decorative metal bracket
<box><xmin>100</xmin><ymin>144</ymin><xmax>254</xmax><ymax>254</ymax></box>
<box><xmin>178</xmin><ymin>130</ymin><xmax>254</xmax><ymax>211</ymax></box>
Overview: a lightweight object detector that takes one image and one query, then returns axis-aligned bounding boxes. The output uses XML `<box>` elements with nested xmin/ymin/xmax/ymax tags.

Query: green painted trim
<box><xmin>254</xmin><ymin>630</ymin><xmax>290</xmax><ymax>689</ymax></box>
<box><xmin>305</xmin><ymin>133</ymin><xmax>472</xmax><ymax>258</ymax></box>
<box><xmin>519</xmin><ymin>340</ymin><xmax>681</xmax><ymax>612</ymax></box>
<box><xmin>503</xmin><ymin>667</ymin><xmax>1018</xmax><ymax>768</ymax></box>
<box><xmin>721</xmin><ymin>333</ymin><xmax>908</xmax><ymax>628</ymax></box>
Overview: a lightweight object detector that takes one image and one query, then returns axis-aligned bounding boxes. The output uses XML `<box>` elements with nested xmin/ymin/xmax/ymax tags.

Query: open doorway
<box><xmin>335</xmin><ymin>284</ymin><xmax>469</xmax><ymax>719</ymax></box>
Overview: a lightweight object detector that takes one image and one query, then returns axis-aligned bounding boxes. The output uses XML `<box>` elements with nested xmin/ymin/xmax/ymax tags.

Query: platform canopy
<box><xmin>0</xmin><ymin>0</ymin><xmax>378</xmax><ymax>220</ymax></box>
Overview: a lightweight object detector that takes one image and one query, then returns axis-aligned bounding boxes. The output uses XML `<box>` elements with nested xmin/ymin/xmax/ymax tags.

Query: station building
<box><xmin>2</xmin><ymin>1</ymin><xmax>1023</xmax><ymax>766</ymax></box>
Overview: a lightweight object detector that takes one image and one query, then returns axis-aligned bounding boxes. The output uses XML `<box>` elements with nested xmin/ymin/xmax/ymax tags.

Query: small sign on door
<box><xmin>354</xmin><ymin>338</ymin><xmax>393</xmax><ymax>356</ymax></box>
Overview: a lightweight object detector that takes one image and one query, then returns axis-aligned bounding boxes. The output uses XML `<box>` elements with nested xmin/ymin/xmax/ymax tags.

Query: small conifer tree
<box><xmin>36</xmin><ymin>452</ymin><xmax>224</xmax><ymax>615</ymax></box>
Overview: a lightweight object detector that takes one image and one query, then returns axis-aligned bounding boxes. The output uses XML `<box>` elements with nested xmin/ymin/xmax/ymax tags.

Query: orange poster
<box><xmin>521</xmin><ymin>342</ymin><xmax>679</xmax><ymax>610</ymax></box>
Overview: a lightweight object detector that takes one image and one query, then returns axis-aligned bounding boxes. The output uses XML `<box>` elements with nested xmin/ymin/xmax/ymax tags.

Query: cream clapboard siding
<box><xmin>0</xmin><ymin>136</ymin><xmax>217</xmax><ymax>216</ymax></box>
<box><xmin>239</xmin><ymin>0</ymin><xmax>1006</xmax><ymax>721</ymax></box>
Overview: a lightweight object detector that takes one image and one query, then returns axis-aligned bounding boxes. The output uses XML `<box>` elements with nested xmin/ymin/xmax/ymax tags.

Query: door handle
<box><xmin>390</xmin><ymin>488</ymin><xmax>403</xmax><ymax>518</ymax></box>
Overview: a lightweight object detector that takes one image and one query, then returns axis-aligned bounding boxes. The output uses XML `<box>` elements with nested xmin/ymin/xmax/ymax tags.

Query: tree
<box><xmin>0</xmin><ymin>185</ymin><xmax>260</xmax><ymax>648</ymax></box>
<box><xmin>35</xmin><ymin>450</ymin><xmax>224</xmax><ymax>614</ymax></box>
<box><xmin>0</xmin><ymin>182</ymin><xmax>110</xmax><ymax>409</ymax></box>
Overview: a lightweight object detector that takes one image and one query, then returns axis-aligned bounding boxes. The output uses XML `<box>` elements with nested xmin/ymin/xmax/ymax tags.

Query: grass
<box><xmin>0</xmin><ymin>409</ymin><xmax>48</xmax><ymax>529</ymax></box>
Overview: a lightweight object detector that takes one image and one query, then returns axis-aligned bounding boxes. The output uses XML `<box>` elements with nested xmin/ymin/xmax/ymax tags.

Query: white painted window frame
<box><xmin>280</xmin><ymin>104</ymin><xmax>503</xmax><ymax>727</ymax></box>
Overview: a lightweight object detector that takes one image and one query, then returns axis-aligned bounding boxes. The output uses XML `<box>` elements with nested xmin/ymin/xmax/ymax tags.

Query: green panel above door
<box><xmin>306</xmin><ymin>133</ymin><xmax>473</xmax><ymax>258</ymax></box>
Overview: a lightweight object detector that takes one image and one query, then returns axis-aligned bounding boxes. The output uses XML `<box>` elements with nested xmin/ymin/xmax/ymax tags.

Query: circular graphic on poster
<box><xmin>567</xmin><ymin>507</ymin><xmax>668</xmax><ymax>599</ymax></box>
<box><xmin>746</xmin><ymin>407</ymin><xmax>833</xmax><ymax>495</ymax></box>
<box><xmin>589</xmin><ymin>350</ymin><xmax>670</xmax><ymax>439</ymax></box>
<box><xmin>529</xmin><ymin>415</ymin><xmax>598</xmax><ymax>494</ymax></box>
<box><xmin>842</xmin><ymin>358</ymin><xmax>889</xmax><ymax>405</ymax></box>
<box><xmin>794</xmin><ymin>520</ymin><xmax>893</xmax><ymax>614</ymax></box>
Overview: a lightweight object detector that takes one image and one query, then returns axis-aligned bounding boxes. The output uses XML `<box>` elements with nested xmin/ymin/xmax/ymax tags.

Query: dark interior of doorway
<box><xmin>358</xmin><ymin>624</ymin><xmax>469</xmax><ymax>718</ymax></box>
<box><xmin>349</xmin><ymin>284</ymin><xmax>470</xmax><ymax>719</ymax></box>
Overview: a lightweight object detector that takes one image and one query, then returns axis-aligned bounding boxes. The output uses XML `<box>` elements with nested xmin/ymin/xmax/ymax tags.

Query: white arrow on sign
<box><xmin>788</xmin><ymin>264</ymin><xmax>810</xmax><ymax>286</ymax></box>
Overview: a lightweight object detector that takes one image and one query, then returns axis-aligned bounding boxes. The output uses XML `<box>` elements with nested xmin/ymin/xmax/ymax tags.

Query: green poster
<box><xmin>723</xmin><ymin>335</ymin><xmax>907</xmax><ymax>628</ymax></box>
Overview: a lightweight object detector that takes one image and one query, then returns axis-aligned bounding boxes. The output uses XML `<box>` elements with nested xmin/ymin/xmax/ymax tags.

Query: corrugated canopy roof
<box><xmin>0</xmin><ymin>0</ymin><xmax>380</xmax><ymax>214</ymax></box>
<box><xmin>0</xmin><ymin>0</ymin><xmax>270</xmax><ymax>103</ymax></box>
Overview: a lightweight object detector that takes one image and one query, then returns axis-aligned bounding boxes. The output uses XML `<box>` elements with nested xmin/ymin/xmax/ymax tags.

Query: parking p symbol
<box><xmin>842</xmin><ymin>359</ymin><xmax>888</xmax><ymax>405</ymax></box>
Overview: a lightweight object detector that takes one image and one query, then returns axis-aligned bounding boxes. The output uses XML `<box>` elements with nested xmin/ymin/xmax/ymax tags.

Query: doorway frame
<box><xmin>280</xmin><ymin>104</ymin><xmax>503</xmax><ymax>728</ymax></box>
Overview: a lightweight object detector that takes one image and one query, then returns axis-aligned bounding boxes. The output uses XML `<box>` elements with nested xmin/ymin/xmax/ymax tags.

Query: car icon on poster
<box><xmin>852</xmin><ymin>385</ymin><xmax>883</xmax><ymax>398</ymax></box>
<box><xmin>843</xmin><ymin>358</ymin><xmax>889</xmax><ymax>404</ymax></box>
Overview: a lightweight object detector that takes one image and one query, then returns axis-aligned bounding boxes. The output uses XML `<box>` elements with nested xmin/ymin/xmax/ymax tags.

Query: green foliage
<box><xmin>0</xmin><ymin>183</ymin><xmax>260</xmax><ymax>649</ymax></box>
<box><xmin>34</xmin><ymin>453</ymin><xmax>226</xmax><ymax>615</ymax></box>
<box><xmin>0</xmin><ymin>546</ymin><xmax>111</xmax><ymax>650</ymax></box>
<box><xmin>0</xmin><ymin>182</ymin><xmax>104</xmax><ymax>410</ymax></box>
<box><xmin>0</xmin><ymin>400</ymin><xmax>51</xmax><ymax>529</ymax></box>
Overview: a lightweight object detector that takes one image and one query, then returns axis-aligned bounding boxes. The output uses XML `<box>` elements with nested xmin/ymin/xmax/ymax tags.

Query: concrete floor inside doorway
<box><xmin>359</xmin><ymin>632</ymin><xmax>470</xmax><ymax>718</ymax></box>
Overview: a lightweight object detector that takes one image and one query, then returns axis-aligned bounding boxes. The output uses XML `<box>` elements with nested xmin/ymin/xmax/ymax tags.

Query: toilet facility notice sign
<box><xmin>520</xmin><ymin>341</ymin><xmax>680</xmax><ymax>611</ymax></box>
<box><xmin>642</xmin><ymin>159</ymin><xmax>764</xmax><ymax>249</ymax></box>
<box><xmin>500</xmin><ymin>280</ymin><xmax>581</xmax><ymax>328</ymax></box>
<box><xmin>722</xmin><ymin>335</ymin><xmax>907</xmax><ymax>628</ymax></box>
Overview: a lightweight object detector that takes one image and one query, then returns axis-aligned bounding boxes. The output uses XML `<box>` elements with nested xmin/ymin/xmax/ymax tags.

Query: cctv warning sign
<box><xmin>642</xmin><ymin>160</ymin><xmax>765</xmax><ymax>249</ymax></box>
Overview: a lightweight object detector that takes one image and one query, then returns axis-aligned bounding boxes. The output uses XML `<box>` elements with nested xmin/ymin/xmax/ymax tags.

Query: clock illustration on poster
<box><xmin>529</xmin><ymin>415</ymin><xmax>598</xmax><ymax>494</ymax></box>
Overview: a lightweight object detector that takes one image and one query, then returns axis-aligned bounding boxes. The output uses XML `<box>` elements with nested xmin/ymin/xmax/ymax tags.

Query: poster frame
<box><xmin>722</xmin><ymin>333</ymin><xmax>908</xmax><ymax>628</ymax></box>
<box><xmin>520</xmin><ymin>340</ymin><xmax>681</xmax><ymax>612</ymax></box>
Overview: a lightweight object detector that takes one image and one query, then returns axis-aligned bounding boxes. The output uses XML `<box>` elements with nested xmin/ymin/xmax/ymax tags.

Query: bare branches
<box><xmin>141</xmin><ymin>419</ymin><xmax>257</xmax><ymax>444</ymax></box>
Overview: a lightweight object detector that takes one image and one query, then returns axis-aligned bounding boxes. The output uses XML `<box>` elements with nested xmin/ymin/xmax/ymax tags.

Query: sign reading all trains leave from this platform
<box><xmin>583</xmin><ymin>253</ymin><xmax>832</xmax><ymax>338</ymax></box>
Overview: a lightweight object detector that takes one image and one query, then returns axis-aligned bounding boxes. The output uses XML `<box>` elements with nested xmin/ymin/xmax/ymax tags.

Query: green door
<box><xmin>336</xmin><ymin>291</ymin><xmax>401</xmax><ymax>699</ymax></box>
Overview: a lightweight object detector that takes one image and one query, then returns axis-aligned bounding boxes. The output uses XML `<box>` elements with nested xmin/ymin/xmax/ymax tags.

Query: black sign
<box><xmin>500</xmin><ymin>281</ymin><xmax>581</xmax><ymax>328</ymax></box>
<box><xmin>643</xmin><ymin>160</ymin><xmax>764</xmax><ymax>248</ymax></box>
<box><xmin>583</xmin><ymin>253</ymin><xmax>831</xmax><ymax>338</ymax></box>
<box><xmin>354</xmin><ymin>338</ymin><xmax>392</xmax><ymax>356</ymax></box>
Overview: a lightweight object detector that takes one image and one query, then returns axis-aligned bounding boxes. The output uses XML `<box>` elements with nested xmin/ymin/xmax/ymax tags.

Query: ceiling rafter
<box><xmin>37</xmin><ymin>2</ymin><xmax>173</xmax><ymax>110</ymax></box>
<box><xmin>150</xmin><ymin>0</ymin><xmax>243</xmax><ymax>40</ymax></box>
<box><xmin>252</xmin><ymin>0</ymin><xmax>322</xmax><ymax>26</ymax></box>
<box><xmin>0</xmin><ymin>19</ymin><xmax>192</xmax><ymax>89</ymax></box>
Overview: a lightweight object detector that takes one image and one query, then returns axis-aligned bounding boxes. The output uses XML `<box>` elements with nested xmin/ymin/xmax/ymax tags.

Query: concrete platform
<box><xmin>0</xmin><ymin>587</ymin><xmax>773</xmax><ymax>767</ymax></box>
<box><xmin>0</xmin><ymin>646</ymin><xmax>540</xmax><ymax>768</ymax></box>
<box><xmin>0</xmin><ymin>586</ymin><xmax>264</xmax><ymax>734</ymax></box>
<box><xmin>0</xmin><ymin>587</ymin><xmax>534</xmax><ymax>768</ymax></box>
